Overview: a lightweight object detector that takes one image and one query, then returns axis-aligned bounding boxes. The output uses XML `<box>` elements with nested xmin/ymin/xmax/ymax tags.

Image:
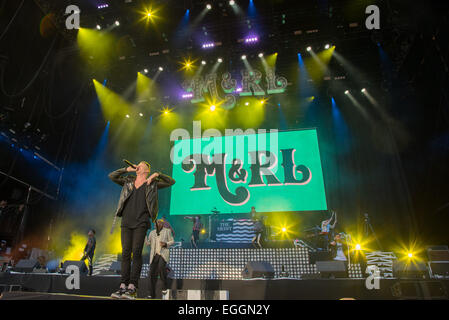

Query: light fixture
<box><xmin>306</xmin><ymin>46</ymin><xmax>312</xmax><ymax>52</ymax></box>
<box><xmin>361</xmin><ymin>88</ymin><xmax>366</xmax><ymax>93</ymax></box>
<box><xmin>201</xmin><ymin>60</ymin><xmax>206</xmax><ymax>65</ymax></box>
<box><xmin>245</xmin><ymin>36</ymin><xmax>259</xmax><ymax>43</ymax></box>
<box><xmin>115</xmin><ymin>20</ymin><xmax>120</xmax><ymax>26</ymax></box>
<box><xmin>355</xmin><ymin>244</ymin><xmax>361</xmax><ymax>250</ymax></box>
<box><xmin>206</xmin><ymin>4</ymin><xmax>212</xmax><ymax>10</ymax></box>
<box><xmin>324</xmin><ymin>44</ymin><xmax>330</xmax><ymax>49</ymax></box>
<box><xmin>139</xmin><ymin>113</ymin><xmax>143</xmax><ymax>117</ymax></box>
<box><xmin>241</xmin><ymin>55</ymin><xmax>246</xmax><ymax>60</ymax></box>
<box><xmin>158</xmin><ymin>67</ymin><xmax>164</xmax><ymax>71</ymax></box>
<box><xmin>344</xmin><ymin>90</ymin><xmax>349</xmax><ymax>95</ymax></box>
<box><xmin>182</xmin><ymin>93</ymin><xmax>193</xmax><ymax>99</ymax></box>
<box><xmin>229</xmin><ymin>0</ymin><xmax>235</xmax><ymax>5</ymax></box>
<box><xmin>218</xmin><ymin>58</ymin><xmax>223</xmax><ymax>63</ymax></box>
<box><xmin>210</xmin><ymin>105</ymin><xmax>216</xmax><ymax>111</ymax></box>
<box><xmin>125</xmin><ymin>114</ymin><xmax>130</xmax><ymax>118</ymax></box>
<box><xmin>202</xmin><ymin>42</ymin><xmax>215</xmax><ymax>49</ymax></box>
<box><xmin>258</xmin><ymin>53</ymin><xmax>263</xmax><ymax>58</ymax></box>
<box><xmin>96</xmin><ymin>25</ymin><xmax>101</xmax><ymax>30</ymax></box>
<box><xmin>144</xmin><ymin>69</ymin><xmax>148</xmax><ymax>74</ymax></box>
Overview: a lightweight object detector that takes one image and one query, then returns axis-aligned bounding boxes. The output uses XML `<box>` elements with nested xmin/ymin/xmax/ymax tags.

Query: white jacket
<box><xmin>145</xmin><ymin>227</ymin><xmax>174</xmax><ymax>264</ymax></box>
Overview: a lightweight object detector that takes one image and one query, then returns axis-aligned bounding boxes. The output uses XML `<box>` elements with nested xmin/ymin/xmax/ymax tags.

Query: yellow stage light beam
<box><xmin>77</xmin><ymin>28</ymin><xmax>116</xmax><ymax>70</ymax></box>
<box><xmin>136</xmin><ymin>71</ymin><xmax>157</xmax><ymax>101</ymax></box>
<box><xmin>304</xmin><ymin>46</ymin><xmax>335</xmax><ymax>83</ymax></box>
<box><xmin>231</xmin><ymin>97</ymin><xmax>265</xmax><ymax>129</ymax></box>
<box><xmin>93</xmin><ymin>79</ymin><xmax>132</xmax><ymax>121</ymax></box>
<box><xmin>317</xmin><ymin>45</ymin><xmax>335</xmax><ymax>66</ymax></box>
<box><xmin>265</xmin><ymin>53</ymin><xmax>278</xmax><ymax>69</ymax></box>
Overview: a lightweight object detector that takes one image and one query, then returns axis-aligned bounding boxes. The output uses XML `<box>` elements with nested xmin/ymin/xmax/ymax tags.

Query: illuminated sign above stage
<box><xmin>181</xmin><ymin>67</ymin><xmax>288</xmax><ymax>109</ymax></box>
<box><xmin>169</xmin><ymin>128</ymin><xmax>327</xmax><ymax>215</ymax></box>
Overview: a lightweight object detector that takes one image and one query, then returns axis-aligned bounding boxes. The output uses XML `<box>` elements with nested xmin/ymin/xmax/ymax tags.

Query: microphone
<box><xmin>123</xmin><ymin>159</ymin><xmax>136</xmax><ymax>168</ymax></box>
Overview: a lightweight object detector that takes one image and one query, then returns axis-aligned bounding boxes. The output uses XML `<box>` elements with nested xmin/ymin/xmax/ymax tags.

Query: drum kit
<box><xmin>300</xmin><ymin>226</ymin><xmax>349</xmax><ymax>251</ymax></box>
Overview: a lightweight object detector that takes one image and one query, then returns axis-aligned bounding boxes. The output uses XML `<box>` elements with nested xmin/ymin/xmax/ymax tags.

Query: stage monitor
<box><xmin>169</xmin><ymin>128</ymin><xmax>327</xmax><ymax>215</ymax></box>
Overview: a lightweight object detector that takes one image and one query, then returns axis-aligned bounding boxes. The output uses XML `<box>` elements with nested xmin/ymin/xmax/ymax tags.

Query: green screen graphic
<box><xmin>169</xmin><ymin>129</ymin><xmax>327</xmax><ymax>215</ymax></box>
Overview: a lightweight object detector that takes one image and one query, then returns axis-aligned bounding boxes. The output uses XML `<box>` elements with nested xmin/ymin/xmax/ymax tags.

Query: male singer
<box><xmin>109</xmin><ymin>161</ymin><xmax>175</xmax><ymax>299</ymax></box>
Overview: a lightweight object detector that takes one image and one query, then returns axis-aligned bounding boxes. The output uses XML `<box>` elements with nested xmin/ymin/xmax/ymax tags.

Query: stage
<box><xmin>1</xmin><ymin>272</ymin><xmax>448</xmax><ymax>300</ymax></box>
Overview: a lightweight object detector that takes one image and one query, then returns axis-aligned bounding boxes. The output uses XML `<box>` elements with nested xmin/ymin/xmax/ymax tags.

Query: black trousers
<box><xmin>80</xmin><ymin>253</ymin><xmax>94</xmax><ymax>275</ymax></box>
<box><xmin>148</xmin><ymin>254</ymin><xmax>168</xmax><ymax>298</ymax></box>
<box><xmin>121</xmin><ymin>226</ymin><xmax>147</xmax><ymax>287</ymax></box>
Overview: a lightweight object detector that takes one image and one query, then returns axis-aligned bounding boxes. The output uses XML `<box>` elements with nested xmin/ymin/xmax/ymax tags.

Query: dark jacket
<box><xmin>84</xmin><ymin>237</ymin><xmax>96</xmax><ymax>257</ymax></box>
<box><xmin>108</xmin><ymin>168</ymin><xmax>175</xmax><ymax>233</ymax></box>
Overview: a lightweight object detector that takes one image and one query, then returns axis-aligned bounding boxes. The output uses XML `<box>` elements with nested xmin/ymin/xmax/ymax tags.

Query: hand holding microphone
<box><xmin>123</xmin><ymin>159</ymin><xmax>137</xmax><ymax>172</ymax></box>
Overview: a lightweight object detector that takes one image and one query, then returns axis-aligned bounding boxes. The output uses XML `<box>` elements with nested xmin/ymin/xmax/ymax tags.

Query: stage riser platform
<box><xmin>1</xmin><ymin>273</ymin><xmax>448</xmax><ymax>300</ymax></box>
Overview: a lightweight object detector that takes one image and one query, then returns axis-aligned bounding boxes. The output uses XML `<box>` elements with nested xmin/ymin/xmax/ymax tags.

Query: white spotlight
<box><xmin>258</xmin><ymin>53</ymin><xmax>264</xmax><ymax>58</ymax></box>
<box><xmin>361</xmin><ymin>88</ymin><xmax>366</xmax><ymax>93</ymax></box>
<box><xmin>241</xmin><ymin>55</ymin><xmax>246</xmax><ymax>60</ymax></box>
<box><xmin>325</xmin><ymin>44</ymin><xmax>330</xmax><ymax>49</ymax></box>
<box><xmin>144</xmin><ymin>69</ymin><xmax>148</xmax><ymax>74</ymax></box>
<box><xmin>96</xmin><ymin>25</ymin><xmax>101</xmax><ymax>30</ymax></box>
<box><xmin>115</xmin><ymin>20</ymin><xmax>120</xmax><ymax>26</ymax></box>
<box><xmin>201</xmin><ymin>60</ymin><xmax>207</xmax><ymax>65</ymax></box>
<box><xmin>139</xmin><ymin>113</ymin><xmax>143</xmax><ymax>117</ymax></box>
<box><xmin>206</xmin><ymin>4</ymin><xmax>212</xmax><ymax>10</ymax></box>
<box><xmin>306</xmin><ymin>46</ymin><xmax>312</xmax><ymax>52</ymax></box>
<box><xmin>218</xmin><ymin>58</ymin><xmax>223</xmax><ymax>63</ymax></box>
<box><xmin>158</xmin><ymin>67</ymin><xmax>164</xmax><ymax>71</ymax></box>
<box><xmin>344</xmin><ymin>90</ymin><xmax>349</xmax><ymax>95</ymax></box>
<box><xmin>229</xmin><ymin>0</ymin><xmax>235</xmax><ymax>5</ymax></box>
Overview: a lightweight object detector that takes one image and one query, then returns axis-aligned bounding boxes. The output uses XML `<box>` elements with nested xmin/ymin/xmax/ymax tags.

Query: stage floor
<box><xmin>1</xmin><ymin>272</ymin><xmax>448</xmax><ymax>300</ymax></box>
